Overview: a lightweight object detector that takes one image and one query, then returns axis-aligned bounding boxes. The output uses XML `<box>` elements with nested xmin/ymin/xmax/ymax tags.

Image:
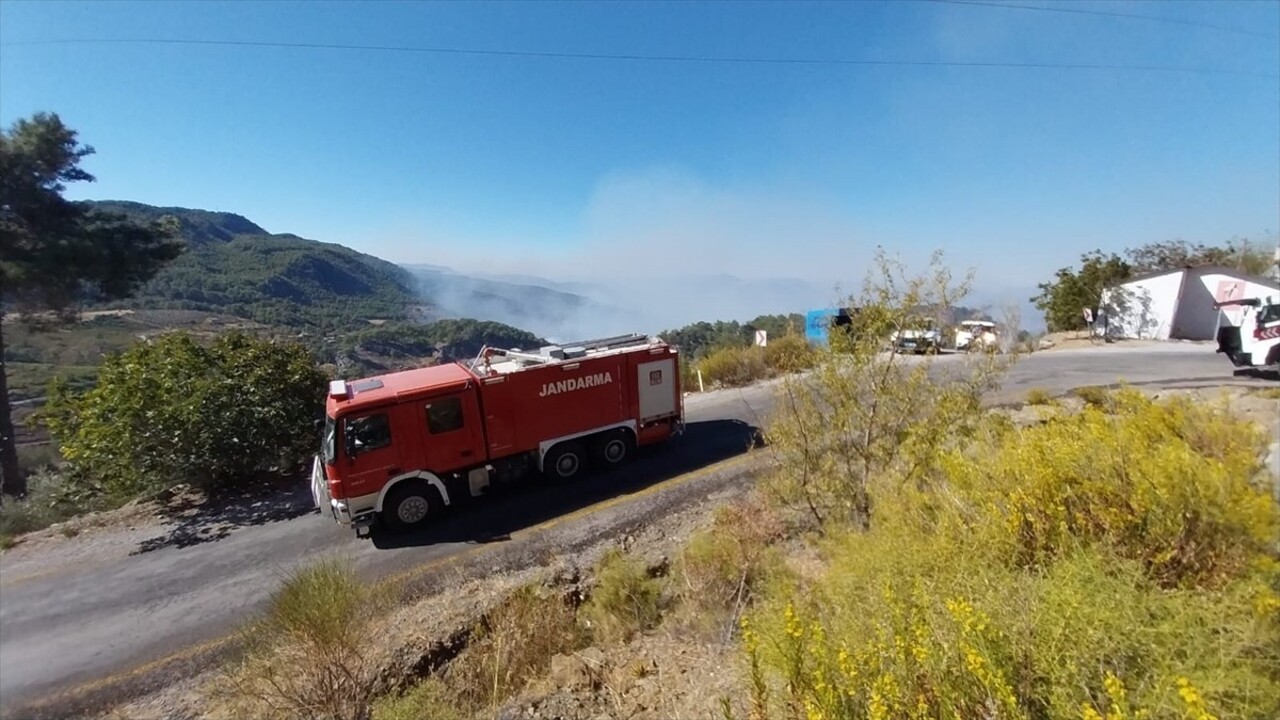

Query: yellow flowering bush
<box><xmin>742</xmin><ymin>391</ymin><xmax>1280</xmax><ymax>719</ymax></box>
<box><xmin>936</xmin><ymin>389</ymin><xmax>1276</xmax><ymax>588</ymax></box>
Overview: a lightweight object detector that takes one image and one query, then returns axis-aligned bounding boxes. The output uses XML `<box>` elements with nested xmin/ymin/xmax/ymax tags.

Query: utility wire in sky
<box><xmin>2</xmin><ymin>37</ymin><xmax>1276</xmax><ymax>79</ymax></box>
<box><xmin>925</xmin><ymin>0</ymin><xmax>1280</xmax><ymax>40</ymax></box>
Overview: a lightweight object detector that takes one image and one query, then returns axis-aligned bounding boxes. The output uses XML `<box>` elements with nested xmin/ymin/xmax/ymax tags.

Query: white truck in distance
<box><xmin>1214</xmin><ymin>296</ymin><xmax>1280</xmax><ymax>377</ymax></box>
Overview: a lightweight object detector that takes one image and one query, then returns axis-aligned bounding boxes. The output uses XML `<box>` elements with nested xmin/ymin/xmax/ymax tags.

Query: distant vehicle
<box><xmin>891</xmin><ymin>318</ymin><xmax>941</xmax><ymax>354</ymax></box>
<box><xmin>311</xmin><ymin>334</ymin><xmax>685</xmax><ymax>537</ymax></box>
<box><xmin>1214</xmin><ymin>297</ymin><xmax>1280</xmax><ymax>376</ymax></box>
<box><xmin>955</xmin><ymin>320</ymin><xmax>999</xmax><ymax>352</ymax></box>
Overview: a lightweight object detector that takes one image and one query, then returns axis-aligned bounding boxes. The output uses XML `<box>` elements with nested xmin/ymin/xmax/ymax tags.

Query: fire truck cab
<box><xmin>311</xmin><ymin>334</ymin><xmax>684</xmax><ymax>536</ymax></box>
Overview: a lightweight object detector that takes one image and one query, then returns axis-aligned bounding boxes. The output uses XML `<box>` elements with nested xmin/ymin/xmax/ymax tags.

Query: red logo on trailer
<box><xmin>1214</xmin><ymin>279</ymin><xmax>1244</xmax><ymax>303</ymax></box>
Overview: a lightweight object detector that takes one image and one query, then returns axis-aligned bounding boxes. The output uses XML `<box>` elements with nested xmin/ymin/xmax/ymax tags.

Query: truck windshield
<box><xmin>322</xmin><ymin>415</ymin><xmax>337</xmax><ymax>464</ymax></box>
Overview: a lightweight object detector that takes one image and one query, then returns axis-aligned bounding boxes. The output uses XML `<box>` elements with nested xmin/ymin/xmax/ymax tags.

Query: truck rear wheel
<box><xmin>545</xmin><ymin>442</ymin><xmax>588</xmax><ymax>482</ymax></box>
<box><xmin>381</xmin><ymin>480</ymin><xmax>442</xmax><ymax>532</ymax></box>
<box><xmin>593</xmin><ymin>430</ymin><xmax>635</xmax><ymax>469</ymax></box>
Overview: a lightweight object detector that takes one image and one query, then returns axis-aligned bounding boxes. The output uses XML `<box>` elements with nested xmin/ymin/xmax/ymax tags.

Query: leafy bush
<box><xmin>43</xmin><ymin>331</ymin><xmax>326</xmax><ymax>499</ymax></box>
<box><xmin>699</xmin><ymin>345</ymin><xmax>769</xmax><ymax>388</ymax></box>
<box><xmin>936</xmin><ymin>390</ymin><xmax>1277</xmax><ymax>588</ymax></box>
<box><xmin>581</xmin><ymin>547</ymin><xmax>663</xmax><ymax>644</ymax></box>
<box><xmin>216</xmin><ymin>558</ymin><xmax>386</xmax><ymax>720</ymax></box>
<box><xmin>763</xmin><ymin>333</ymin><xmax>817</xmax><ymax>373</ymax></box>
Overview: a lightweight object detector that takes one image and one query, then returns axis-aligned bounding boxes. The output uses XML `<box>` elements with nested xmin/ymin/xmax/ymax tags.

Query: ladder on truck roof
<box><xmin>468</xmin><ymin>333</ymin><xmax>657</xmax><ymax>371</ymax></box>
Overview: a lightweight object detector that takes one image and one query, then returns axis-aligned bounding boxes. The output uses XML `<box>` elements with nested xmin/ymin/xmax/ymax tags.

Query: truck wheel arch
<box><xmin>537</xmin><ymin>420</ymin><xmax>638</xmax><ymax>472</ymax></box>
<box><xmin>375</xmin><ymin>471</ymin><xmax>451</xmax><ymax>514</ymax></box>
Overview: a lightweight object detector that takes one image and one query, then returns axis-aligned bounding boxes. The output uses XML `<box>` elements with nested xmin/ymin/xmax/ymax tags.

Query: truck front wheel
<box><xmin>545</xmin><ymin>442</ymin><xmax>588</xmax><ymax>482</ymax></box>
<box><xmin>381</xmin><ymin>481</ymin><xmax>441</xmax><ymax>532</ymax></box>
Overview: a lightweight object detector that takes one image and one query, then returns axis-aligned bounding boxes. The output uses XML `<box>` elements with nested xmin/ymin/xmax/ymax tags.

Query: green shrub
<box><xmin>763</xmin><ymin>334</ymin><xmax>817</xmax><ymax>373</ymax></box>
<box><xmin>43</xmin><ymin>330</ymin><xmax>326</xmax><ymax>500</ymax></box>
<box><xmin>698</xmin><ymin>345</ymin><xmax>768</xmax><ymax>388</ymax></box>
<box><xmin>216</xmin><ymin>558</ymin><xmax>386</xmax><ymax>720</ymax></box>
<box><xmin>679</xmin><ymin>353</ymin><xmax>702</xmax><ymax>392</ymax></box>
<box><xmin>582</xmin><ymin>547</ymin><xmax>662</xmax><ymax>644</ymax></box>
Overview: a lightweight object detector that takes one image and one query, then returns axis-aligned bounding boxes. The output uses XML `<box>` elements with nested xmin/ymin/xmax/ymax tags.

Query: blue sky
<box><xmin>2</xmin><ymin>0</ymin><xmax>1277</xmax><ymax>315</ymax></box>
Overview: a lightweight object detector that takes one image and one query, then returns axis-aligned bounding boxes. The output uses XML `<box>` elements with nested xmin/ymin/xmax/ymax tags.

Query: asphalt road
<box><xmin>0</xmin><ymin>345</ymin><xmax>1261</xmax><ymax>715</ymax></box>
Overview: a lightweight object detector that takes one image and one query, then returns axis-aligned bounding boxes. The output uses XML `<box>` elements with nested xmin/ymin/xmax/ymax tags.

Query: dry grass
<box><xmin>698</xmin><ymin>345</ymin><xmax>769</xmax><ymax>388</ymax></box>
<box><xmin>581</xmin><ymin>547</ymin><xmax>664</xmax><ymax>645</ymax></box>
<box><xmin>374</xmin><ymin>582</ymin><xmax>587</xmax><ymax>720</ymax></box>
<box><xmin>1252</xmin><ymin>386</ymin><xmax>1280</xmax><ymax>400</ymax></box>
<box><xmin>1071</xmin><ymin>384</ymin><xmax>1113</xmax><ymax>408</ymax></box>
<box><xmin>1024</xmin><ymin>387</ymin><xmax>1055</xmax><ymax>406</ymax></box>
<box><xmin>211</xmin><ymin>558</ymin><xmax>388</xmax><ymax>720</ymax></box>
<box><xmin>673</xmin><ymin>495</ymin><xmax>786</xmax><ymax>639</ymax></box>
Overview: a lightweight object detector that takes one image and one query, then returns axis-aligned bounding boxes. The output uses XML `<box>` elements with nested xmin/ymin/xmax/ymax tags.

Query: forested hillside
<box><xmin>85</xmin><ymin>201</ymin><xmax>429</xmax><ymax>330</ymax></box>
<box><xmin>4</xmin><ymin>202</ymin><xmax>547</xmax><ymax>412</ymax></box>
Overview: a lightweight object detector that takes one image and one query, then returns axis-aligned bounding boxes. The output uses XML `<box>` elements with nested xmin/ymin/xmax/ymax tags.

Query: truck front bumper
<box><xmin>311</xmin><ymin>456</ymin><xmax>376</xmax><ymax>533</ymax></box>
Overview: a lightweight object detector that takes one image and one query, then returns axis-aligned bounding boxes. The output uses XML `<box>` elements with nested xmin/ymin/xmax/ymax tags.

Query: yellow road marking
<box><xmin>18</xmin><ymin>449</ymin><xmax>764</xmax><ymax>710</ymax></box>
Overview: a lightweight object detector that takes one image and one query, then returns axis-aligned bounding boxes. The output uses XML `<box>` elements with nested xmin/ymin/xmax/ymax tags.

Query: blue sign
<box><xmin>805</xmin><ymin>308</ymin><xmax>854</xmax><ymax>347</ymax></box>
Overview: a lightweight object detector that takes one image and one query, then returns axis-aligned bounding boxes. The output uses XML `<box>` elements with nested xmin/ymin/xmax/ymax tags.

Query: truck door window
<box><xmin>345</xmin><ymin>413</ymin><xmax>391</xmax><ymax>455</ymax></box>
<box><xmin>426</xmin><ymin>397</ymin><xmax>464</xmax><ymax>434</ymax></box>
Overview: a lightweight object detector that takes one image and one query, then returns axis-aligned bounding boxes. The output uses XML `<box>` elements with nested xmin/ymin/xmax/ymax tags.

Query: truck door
<box><xmin>421</xmin><ymin>391</ymin><xmax>486</xmax><ymax>473</ymax></box>
<box><xmin>339</xmin><ymin>409</ymin><xmax>402</xmax><ymax>500</ymax></box>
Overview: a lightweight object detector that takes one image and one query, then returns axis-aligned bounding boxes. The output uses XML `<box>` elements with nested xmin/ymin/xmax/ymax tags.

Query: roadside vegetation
<box><xmin>43</xmin><ymin>331</ymin><xmax>326</xmax><ymax>499</ymax></box>
<box><xmin>176</xmin><ymin>247</ymin><xmax>1280</xmax><ymax>720</ymax></box>
<box><xmin>0</xmin><ymin>331</ymin><xmax>326</xmax><ymax>546</ymax></box>
<box><xmin>213</xmin><ymin>559</ymin><xmax>391</xmax><ymax>720</ymax></box>
<box><xmin>743</xmin><ymin>388</ymin><xmax>1279</xmax><ymax>719</ymax></box>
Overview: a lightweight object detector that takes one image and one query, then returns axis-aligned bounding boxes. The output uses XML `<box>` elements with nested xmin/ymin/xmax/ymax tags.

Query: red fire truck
<box><xmin>311</xmin><ymin>334</ymin><xmax>684</xmax><ymax>536</ymax></box>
